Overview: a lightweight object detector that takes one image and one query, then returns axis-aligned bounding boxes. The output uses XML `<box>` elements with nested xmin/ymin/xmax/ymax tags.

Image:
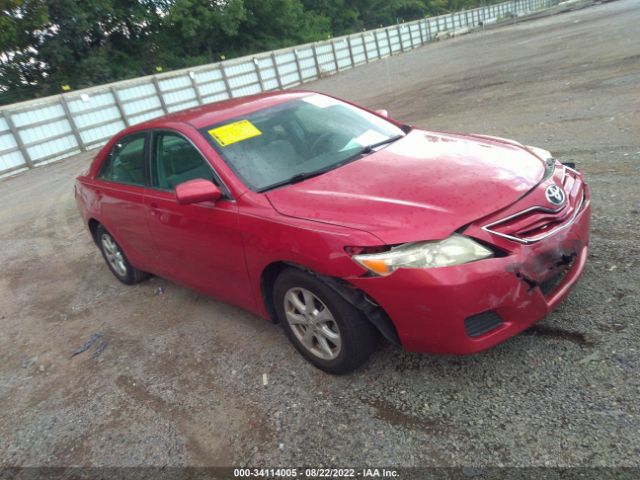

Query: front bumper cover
<box><xmin>346</xmin><ymin>188</ymin><xmax>591</xmax><ymax>355</ymax></box>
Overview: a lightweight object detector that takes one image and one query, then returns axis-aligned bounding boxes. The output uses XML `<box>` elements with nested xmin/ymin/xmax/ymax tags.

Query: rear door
<box><xmin>143</xmin><ymin>129</ymin><xmax>253</xmax><ymax>308</ymax></box>
<box><xmin>94</xmin><ymin>131</ymin><xmax>154</xmax><ymax>270</ymax></box>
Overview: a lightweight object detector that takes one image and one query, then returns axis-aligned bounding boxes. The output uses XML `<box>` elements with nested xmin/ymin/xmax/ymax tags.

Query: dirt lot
<box><xmin>1</xmin><ymin>0</ymin><xmax>639</xmax><ymax>469</ymax></box>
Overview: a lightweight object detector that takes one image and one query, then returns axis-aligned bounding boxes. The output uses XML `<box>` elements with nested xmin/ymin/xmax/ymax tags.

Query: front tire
<box><xmin>96</xmin><ymin>225</ymin><xmax>149</xmax><ymax>285</ymax></box>
<box><xmin>273</xmin><ymin>268</ymin><xmax>378</xmax><ymax>374</ymax></box>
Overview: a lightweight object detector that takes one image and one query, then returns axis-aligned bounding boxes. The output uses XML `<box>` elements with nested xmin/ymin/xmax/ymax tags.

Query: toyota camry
<box><xmin>75</xmin><ymin>91</ymin><xmax>591</xmax><ymax>374</ymax></box>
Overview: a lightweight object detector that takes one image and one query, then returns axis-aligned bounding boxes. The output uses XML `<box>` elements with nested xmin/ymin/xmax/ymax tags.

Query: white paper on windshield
<box><xmin>301</xmin><ymin>94</ymin><xmax>341</xmax><ymax>108</ymax></box>
<box><xmin>354</xmin><ymin>130</ymin><xmax>388</xmax><ymax>147</ymax></box>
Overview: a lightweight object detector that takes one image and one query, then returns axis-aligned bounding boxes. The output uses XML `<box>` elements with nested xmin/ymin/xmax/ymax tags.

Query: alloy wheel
<box><xmin>101</xmin><ymin>233</ymin><xmax>127</xmax><ymax>277</ymax></box>
<box><xmin>284</xmin><ymin>287</ymin><xmax>342</xmax><ymax>360</ymax></box>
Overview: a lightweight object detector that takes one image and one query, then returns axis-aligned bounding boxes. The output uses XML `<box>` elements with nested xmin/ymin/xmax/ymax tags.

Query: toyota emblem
<box><xmin>545</xmin><ymin>184</ymin><xmax>566</xmax><ymax>206</ymax></box>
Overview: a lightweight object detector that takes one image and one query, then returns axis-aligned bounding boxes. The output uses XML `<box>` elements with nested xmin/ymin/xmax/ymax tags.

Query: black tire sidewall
<box><xmin>273</xmin><ymin>268</ymin><xmax>377</xmax><ymax>374</ymax></box>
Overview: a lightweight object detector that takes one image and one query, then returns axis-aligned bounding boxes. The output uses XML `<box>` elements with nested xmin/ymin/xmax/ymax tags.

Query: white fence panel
<box><xmin>0</xmin><ymin>0</ymin><xmax>563</xmax><ymax>177</ymax></box>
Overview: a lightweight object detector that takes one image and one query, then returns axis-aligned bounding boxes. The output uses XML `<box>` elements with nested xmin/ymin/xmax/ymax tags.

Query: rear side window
<box><xmin>98</xmin><ymin>133</ymin><xmax>147</xmax><ymax>186</ymax></box>
<box><xmin>151</xmin><ymin>132</ymin><xmax>214</xmax><ymax>190</ymax></box>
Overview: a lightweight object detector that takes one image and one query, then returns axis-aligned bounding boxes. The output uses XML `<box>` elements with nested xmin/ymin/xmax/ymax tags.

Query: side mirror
<box><xmin>375</xmin><ymin>109</ymin><xmax>389</xmax><ymax>118</ymax></box>
<box><xmin>175</xmin><ymin>179</ymin><xmax>222</xmax><ymax>205</ymax></box>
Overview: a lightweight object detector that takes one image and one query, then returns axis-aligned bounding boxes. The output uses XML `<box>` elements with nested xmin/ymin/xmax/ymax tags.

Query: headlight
<box><xmin>351</xmin><ymin>234</ymin><xmax>494</xmax><ymax>277</ymax></box>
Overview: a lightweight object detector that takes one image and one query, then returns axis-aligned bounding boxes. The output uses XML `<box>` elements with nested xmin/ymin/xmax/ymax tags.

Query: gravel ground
<box><xmin>0</xmin><ymin>0</ymin><xmax>639</xmax><ymax>469</ymax></box>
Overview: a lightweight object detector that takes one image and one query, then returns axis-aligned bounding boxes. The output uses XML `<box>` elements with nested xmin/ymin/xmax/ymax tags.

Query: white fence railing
<box><xmin>0</xmin><ymin>0</ymin><xmax>556</xmax><ymax>177</ymax></box>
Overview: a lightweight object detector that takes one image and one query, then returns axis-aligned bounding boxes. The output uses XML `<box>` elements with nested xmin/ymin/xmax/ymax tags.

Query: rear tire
<box><xmin>95</xmin><ymin>225</ymin><xmax>149</xmax><ymax>285</ymax></box>
<box><xmin>273</xmin><ymin>268</ymin><xmax>378</xmax><ymax>374</ymax></box>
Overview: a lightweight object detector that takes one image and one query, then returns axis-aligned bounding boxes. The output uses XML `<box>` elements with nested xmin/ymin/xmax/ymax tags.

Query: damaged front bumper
<box><xmin>346</xmin><ymin>186</ymin><xmax>591</xmax><ymax>355</ymax></box>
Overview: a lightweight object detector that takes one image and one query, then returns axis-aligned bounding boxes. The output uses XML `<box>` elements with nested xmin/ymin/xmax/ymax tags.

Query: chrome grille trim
<box><xmin>482</xmin><ymin>193</ymin><xmax>585</xmax><ymax>245</ymax></box>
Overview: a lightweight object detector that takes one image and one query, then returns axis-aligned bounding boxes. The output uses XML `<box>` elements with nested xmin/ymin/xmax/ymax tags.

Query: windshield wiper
<box><xmin>258</xmin><ymin>134</ymin><xmax>406</xmax><ymax>193</ymax></box>
<box><xmin>258</xmin><ymin>168</ymin><xmax>333</xmax><ymax>192</ymax></box>
<box><xmin>358</xmin><ymin>134</ymin><xmax>405</xmax><ymax>155</ymax></box>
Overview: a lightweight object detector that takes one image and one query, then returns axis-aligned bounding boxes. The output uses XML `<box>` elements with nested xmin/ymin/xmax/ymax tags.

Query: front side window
<box><xmin>200</xmin><ymin>94</ymin><xmax>405</xmax><ymax>192</ymax></box>
<box><xmin>98</xmin><ymin>133</ymin><xmax>147</xmax><ymax>186</ymax></box>
<box><xmin>151</xmin><ymin>132</ymin><xmax>214</xmax><ymax>190</ymax></box>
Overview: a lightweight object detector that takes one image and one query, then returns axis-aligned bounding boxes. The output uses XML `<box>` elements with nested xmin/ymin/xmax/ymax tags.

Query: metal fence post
<box><xmin>188</xmin><ymin>72</ymin><xmax>204</xmax><ymax>105</ymax></box>
<box><xmin>293</xmin><ymin>49</ymin><xmax>304</xmax><ymax>83</ymax></box>
<box><xmin>110</xmin><ymin>86</ymin><xmax>130</xmax><ymax>126</ymax></box>
<box><xmin>385</xmin><ymin>28</ymin><xmax>393</xmax><ymax>55</ymax></box>
<box><xmin>59</xmin><ymin>95</ymin><xmax>86</xmax><ymax>151</ymax></box>
<box><xmin>374</xmin><ymin>31</ymin><xmax>382</xmax><ymax>58</ymax></box>
<box><xmin>418</xmin><ymin>20</ymin><xmax>425</xmax><ymax>44</ymax></box>
<box><xmin>270</xmin><ymin>53</ymin><xmax>284</xmax><ymax>90</ymax></box>
<box><xmin>426</xmin><ymin>19</ymin><xmax>432</xmax><ymax>41</ymax></box>
<box><xmin>346</xmin><ymin>37</ymin><xmax>355</xmax><ymax>67</ymax></box>
<box><xmin>253</xmin><ymin>58</ymin><xmax>266</xmax><ymax>92</ymax></box>
<box><xmin>330</xmin><ymin>40</ymin><xmax>339</xmax><ymax>72</ymax></box>
<box><xmin>311</xmin><ymin>44</ymin><xmax>321</xmax><ymax>78</ymax></box>
<box><xmin>219</xmin><ymin>63</ymin><xmax>233</xmax><ymax>98</ymax></box>
<box><xmin>397</xmin><ymin>25</ymin><xmax>405</xmax><ymax>52</ymax></box>
<box><xmin>152</xmin><ymin>77</ymin><xmax>168</xmax><ymax>113</ymax></box>
<box><xmin>2</xmin><ymin>110</ymin><xmax>33</xmax><ymax>169</ymax></box>
<box><xmin>361</xmin><ymin>33</ymin><xmax>370</xmax><ymax>63</ymax></box>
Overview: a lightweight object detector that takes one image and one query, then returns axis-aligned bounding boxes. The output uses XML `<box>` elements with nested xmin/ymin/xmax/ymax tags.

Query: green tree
<box><xmin>0</xmin><ymin>0</ymin><xmax>507</xmax><ymax>105</ymax></box>
<box><xmin>38</xmin><ymin>0</ymin><xmax>159</xmax><ymax>92</ymax></box>
<box><xmin>0</xmin><ymin>0</ymin><xmax>49</xmax><ymax>103</ymax></box>
<box><xmin>156</xmin><ymin>0</ymin><xmax>246</xmax><ymax>68</ymax></box>
<box><xmin>1</xmin><ymin>0</ymin><xmax>161</xmax><ymax>102</ymax></box>
<box><xmin>301</xmin><ymin>0</ymin><xmax>361</xmax><ymax>36</ymax></box>
<box><xmin>230</xmin><ymin>0</ymin><xmax>330</xmax><ymax>53</ymax></box>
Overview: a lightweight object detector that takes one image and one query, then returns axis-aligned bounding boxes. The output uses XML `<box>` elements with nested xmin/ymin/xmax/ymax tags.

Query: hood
<box><xmin>266</xmin><ymin>129</ymin><xmax>545</xmax><ymax>244</ymax></box>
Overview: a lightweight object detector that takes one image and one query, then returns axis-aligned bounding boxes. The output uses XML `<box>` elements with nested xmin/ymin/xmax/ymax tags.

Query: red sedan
<box><xmin>75</xmin><ymin>91</ymin><xmax>591</xmax><ymax>374</ymax></box>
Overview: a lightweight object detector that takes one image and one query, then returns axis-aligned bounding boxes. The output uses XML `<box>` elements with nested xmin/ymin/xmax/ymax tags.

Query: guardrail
<box><xmin>0</xmin><ymin>0</ymin><xmax>557</xmax><ymax>178</ymax></box>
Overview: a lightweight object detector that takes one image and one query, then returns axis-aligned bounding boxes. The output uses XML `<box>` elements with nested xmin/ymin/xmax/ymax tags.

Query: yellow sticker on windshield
<box><xmin>208</xmin><ymin>120</ymin><xmax>262</xmax><ymax>147</ymax></box>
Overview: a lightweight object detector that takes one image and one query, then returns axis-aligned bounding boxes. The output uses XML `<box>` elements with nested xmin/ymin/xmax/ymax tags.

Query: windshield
<box><xmin>200</xmin><ymin>94</ymin><xmax>405</xmax><ymax>191</ymax></box>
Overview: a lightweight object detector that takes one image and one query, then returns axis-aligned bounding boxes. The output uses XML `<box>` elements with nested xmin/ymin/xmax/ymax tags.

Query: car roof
<box><xmin>134</xmin><ymin>90</ymin><xmax>314</xmax><ymax>130</ymax></box>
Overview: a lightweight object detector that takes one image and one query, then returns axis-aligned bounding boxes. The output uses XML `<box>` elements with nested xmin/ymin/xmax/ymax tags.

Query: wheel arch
<box><xmin>88</xmin><ymin>218</ymin><xmax>101</xmax><ymax>244</ymax></box>
<box><xmin>259</xmin><ymin>261</ymin><xmax>295</xmax><ymax>323</ymax></box>
<box><xmin>260</xmin><ymin>261</ymin><xmax>401</xmax><ymax>346</ymax></box>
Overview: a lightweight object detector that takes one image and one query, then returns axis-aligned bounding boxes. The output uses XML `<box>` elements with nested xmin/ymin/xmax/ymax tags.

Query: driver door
<box><xmin>143</xmin><ymin>130</ymin><xmax>253</xmax><ymax>308</ymax></box>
